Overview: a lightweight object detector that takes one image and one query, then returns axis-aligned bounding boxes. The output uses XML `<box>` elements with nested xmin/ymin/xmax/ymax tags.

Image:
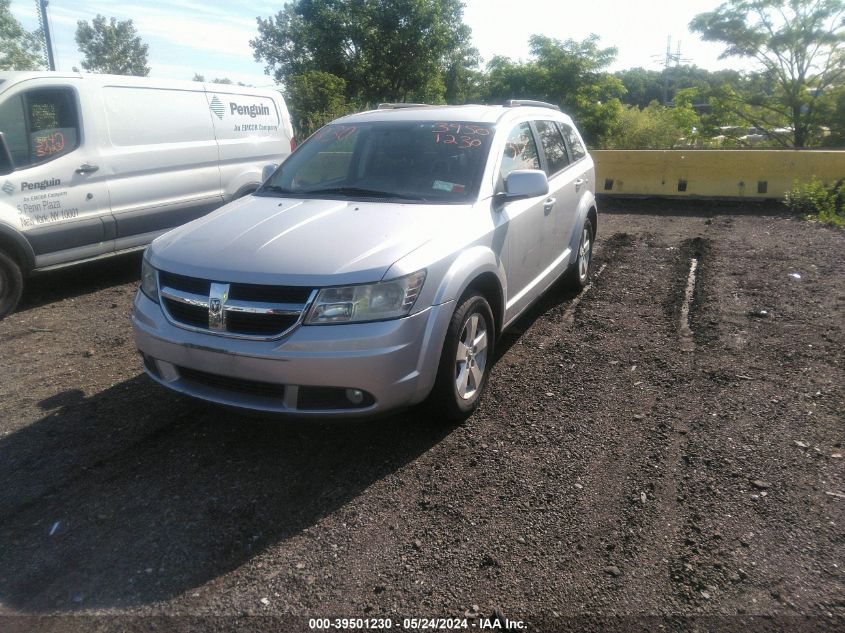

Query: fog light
<box><xmin>345</xmin><ymin>388</ymin><xmax>364</xmax><ymax>405</ymax></box>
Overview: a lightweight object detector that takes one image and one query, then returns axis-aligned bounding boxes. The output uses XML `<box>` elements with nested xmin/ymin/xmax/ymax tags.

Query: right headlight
<box><xmin>305</xmin><ymin>270</ymin><xmax>426</xmax><ymax>324</ymax></box>
<box><xmin>140</xmin><ymin>254</ymin><xmax>159</xmax><ymax>303</ymax></box>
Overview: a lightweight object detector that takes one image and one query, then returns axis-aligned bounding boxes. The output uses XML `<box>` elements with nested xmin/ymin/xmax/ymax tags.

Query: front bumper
<box><xmin>132</xmin><ymin>291</ymin><xmax>454</xmax><ymax>417</ymax></box>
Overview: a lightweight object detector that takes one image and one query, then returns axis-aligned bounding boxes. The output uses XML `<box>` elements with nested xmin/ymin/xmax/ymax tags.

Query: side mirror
<box><xmin>262</xmin><ymin>163</ymin><xmax>278</xmax><ymax>182</ymax></box>
<box><xmin>498</xmin><ymin>169</ymin><xmax>549</xmax><ymax>203</ymax></box>
<box><xmin>0</xmin><ymin>133</ymin><xmax>13</xmax><ymax>177</ymax></box>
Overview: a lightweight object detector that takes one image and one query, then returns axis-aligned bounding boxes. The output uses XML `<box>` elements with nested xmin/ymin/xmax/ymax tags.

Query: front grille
<box><xmin>159</xmin><ymin>271</ymin><xmax>210</xmax><ymax>296</ymax></box>
<box><xmin>229</xmin><ymin>283</ymin><xmax>312</xmax><ymax>303</ymax></box>
<box><xmin>178</xmin><ymin>366</ymin><xmax>285</xmax><ymax>400</ymax></box>
<box><xmin>163</xmin><ymin>298</ymin><xmax>208</xmax><ymax>328</ymax></box>
<box><xmin>158</xmin><ymin>270</ymin><xmax>313</xmax><ymax>339</ymax></box>
<box><xmin>226</xmin><ymin>311</ymin><xmax>299</xmax><ymax>336</ymax></box>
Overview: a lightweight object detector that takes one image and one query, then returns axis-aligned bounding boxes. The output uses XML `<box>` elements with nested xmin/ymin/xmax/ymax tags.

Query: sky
<box><xmin>10</xmin><ymin>0</ymin><xmax>756</xmax><ymax>86</ymax></box>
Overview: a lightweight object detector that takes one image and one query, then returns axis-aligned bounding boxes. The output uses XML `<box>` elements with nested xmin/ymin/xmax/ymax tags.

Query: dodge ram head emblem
<box><xmin>208</xmin><ymin>282</ymin><xmax>229</xmax><ymax>331</ymax></box>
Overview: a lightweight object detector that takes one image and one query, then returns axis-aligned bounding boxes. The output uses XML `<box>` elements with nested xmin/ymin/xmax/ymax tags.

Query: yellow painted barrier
<box><xmin>592</xmin><ymin>150</ymin><xmax>845</xmax><ymax>199</ymax></box>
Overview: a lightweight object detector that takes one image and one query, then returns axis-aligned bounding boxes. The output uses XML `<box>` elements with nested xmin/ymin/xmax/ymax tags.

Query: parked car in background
<box><xmin>133</xmin><ymin>101</ymin><xmax>597</xmax><ymax>420</ymax></box>
<box><xmin>0</xmin><ymin>71</ymin><xmax>294</xmax><ymax>318</ymax></box>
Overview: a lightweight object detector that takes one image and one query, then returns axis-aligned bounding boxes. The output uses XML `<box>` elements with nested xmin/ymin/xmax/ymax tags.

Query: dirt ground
<box><xmin>0</xmin><ymin>201</ymin><xmax>842</xmax><ymax>633</ymax></box>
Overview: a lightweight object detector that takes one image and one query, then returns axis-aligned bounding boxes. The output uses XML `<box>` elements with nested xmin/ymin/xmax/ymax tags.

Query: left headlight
<box><xmin>140</xmin><ymin>255</ymin><xmax>159</xmax><ymax>303</ymax></box>
<box><xmin>305</xmin><ymin>270</ymin><xmax>426</xmax><ymax>324</ymax></box>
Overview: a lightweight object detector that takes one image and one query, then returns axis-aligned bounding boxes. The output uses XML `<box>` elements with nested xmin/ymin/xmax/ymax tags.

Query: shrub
<box><xmin>784</xmin><ymin>178</ymin><xmax>845</xmax><ymax>227</ymax></box>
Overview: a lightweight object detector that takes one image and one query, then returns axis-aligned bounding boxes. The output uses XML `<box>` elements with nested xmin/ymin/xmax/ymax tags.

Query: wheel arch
<box><xmin>428</xmin><ymin>246</ymin><xmax>506</xmax><ymax>338</ymax></box>
<box><xmin>0</xmin><ymin>222</ymin><xmax>35</xmax><ymax>274</ymax></box>
<box><xmin>463</xmin><ymin>272</ymin><xmax>504</xmax><ymax>338</ymax></box>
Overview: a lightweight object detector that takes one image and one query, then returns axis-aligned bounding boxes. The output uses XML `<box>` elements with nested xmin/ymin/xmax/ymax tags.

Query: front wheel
<box><xmin>564</xmin><ymin>218</ymin><xmax>594</xmax><ymax>291</ymax></box>
<box><xmin>0</xmin><ymin>249</ymin><xmax>23</xmax><ymax>320</ymax></box>
<box><xmin>428</xmin><ymin>292</ymin><xmax>495</xmax><ymax>422</ymax></box>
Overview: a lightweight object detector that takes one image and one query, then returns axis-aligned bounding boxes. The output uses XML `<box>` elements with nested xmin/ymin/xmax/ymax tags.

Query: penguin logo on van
<box><xmin>2</xmin><ymin>181</ymin><xmax>13</xmax><ymax>196</ymax></box>
<box><xmin>209</xmin><ymin>95</ymin><xmax>225</xmax><ymax>120</ymax></box>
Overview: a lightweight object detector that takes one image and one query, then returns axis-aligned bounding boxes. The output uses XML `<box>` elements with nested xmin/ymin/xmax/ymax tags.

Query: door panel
<box><xmin>100</xmin><ymin>85</ymin><xmax>223</xmax><ymax>241</ymax></box>
<box><xmin>497</xmin><ymin>122</ymin><xmax>548</xmax><ymax>317</ymax></box>
<box><xmin>0</xmin><ymin>83</ymin><xmax>111</xmax><ymax>266</ymax></box>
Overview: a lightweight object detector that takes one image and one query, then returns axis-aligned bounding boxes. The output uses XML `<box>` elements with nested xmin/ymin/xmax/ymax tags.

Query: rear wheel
<box><xmin>428</xmin><ymin>292</ymin><xmax>495</xmax><ymax>422</ymax></box>
<box><xmin>0</xmin><ymin>249</ymin><xmax>23</xmax><ymax>320</ymax></box>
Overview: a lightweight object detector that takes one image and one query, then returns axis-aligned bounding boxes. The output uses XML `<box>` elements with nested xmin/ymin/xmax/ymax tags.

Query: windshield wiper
<box><xmin>302</xmin><ymin>187</ymin><xmax>427</xmax><ymax>201</ymax></box>
<box><xmin>257</xmin><ymin>184</ymin><xmax>295</xmax><ymax>195</ymax></box>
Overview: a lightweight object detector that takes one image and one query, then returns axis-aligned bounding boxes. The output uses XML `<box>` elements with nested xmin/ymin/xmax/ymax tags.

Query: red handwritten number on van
<box><xmin>34</xmin><ymin>131</ymin><xmax>65</xmax><ymax>158</ymax></box>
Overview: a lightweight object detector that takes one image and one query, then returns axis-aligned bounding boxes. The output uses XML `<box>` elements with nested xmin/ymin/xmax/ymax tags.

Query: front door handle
<box><xmin>543</xmin><ymin>197</ymin><xmax>556</xmax><ymax>214</ymax></box>
<box><xmin>574</xmin><ymin>178</ymin><xmax>585</xmax><ymax>190</ymax></box>
<box><xmin>76</xmin><ymin>163</ymin><xmax>99</xmax><ymax>174</ymax></box>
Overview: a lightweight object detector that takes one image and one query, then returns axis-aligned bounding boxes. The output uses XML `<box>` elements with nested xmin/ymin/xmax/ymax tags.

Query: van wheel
<box><xmin>0</xmin><ymin>250</ymin><xmax>23</xmax><ymax>320</ymax></box>
<box><xmin>564</xmin><ymin>218</ymin><xmax>594</xmax><ymax>291</ymax></box>
<box><xmin>428</xmin><ymin>292</ymin><xmax>495</xmax><ymax>422</ymax></box>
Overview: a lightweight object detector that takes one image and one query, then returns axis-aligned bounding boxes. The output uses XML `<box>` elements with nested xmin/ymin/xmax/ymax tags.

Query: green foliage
<box><xmin>287</xmin><ymin>71</ymin><xmax>350</xmax><ymax>139</ymax></box>
<box><xmin>600</xmin><ymin>102</ymin><xmax>688</xmax><ymax>149</ymax></box>
<box><xmin>481</xmin><ymin>34</ymin><xmax>625</xmax><ymax>145</ymax></box>
<box><xmin>0</xmin><ymin>0</ymin><xmax>44</xmax><ymax>71</ymax></box>
<box><xmin>251</xmin><ymin>0</ymin><xmax>474</xmax><ymax>108</ymax></box>
<box><xmin>784</xmin><ymin>178</ymin><xmax>845</xmax><ymax>227</ymax></box>
<box><xmin>615</xmin><ymin>65</ymin><xmax>743</xmax><ymax>110</ymax></box>
<box><xmin>690</xmin><ymin>0</ymin><xmax>845</xmax><ymax>148</ymax></box>
<box><xmin>75</xmin><ymin>15</ymin><xmax>150</xmax><ymax>76</ymax></box>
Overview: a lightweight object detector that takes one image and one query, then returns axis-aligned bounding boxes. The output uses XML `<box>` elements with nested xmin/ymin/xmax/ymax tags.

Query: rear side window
<box><xmin>0</xmin><ymin>87</ymin><xmax>80</xmax><ymax>169</ymax></box>
<box><xmin>558</xmin><ymin>121</ymin><xmax>587</xmax><ymax>162</ymax></box>
<box><xmin>535</xmin><ymin>120</ymin><xmax>569</xmax><ymax>175</ymax></box>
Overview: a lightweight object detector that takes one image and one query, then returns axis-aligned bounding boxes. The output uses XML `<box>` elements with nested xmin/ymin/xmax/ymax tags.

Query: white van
<box><xmin>0</xmin><ymin>71</ymin><xmax>294</xmax><ymax>318</ymax></box>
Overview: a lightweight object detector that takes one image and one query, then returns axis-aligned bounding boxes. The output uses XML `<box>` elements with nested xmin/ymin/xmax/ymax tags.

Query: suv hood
<box><xmin>149</xmin><ymin>196</ymin><xmax>463</xmax><ymax>286</ymax></box>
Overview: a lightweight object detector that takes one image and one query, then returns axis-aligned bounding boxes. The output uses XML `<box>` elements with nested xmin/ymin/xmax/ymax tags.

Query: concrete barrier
<box><xmin>592</xmin><ymin>150</ymin><xmax>845</xmax><ymax>199</ymax></box>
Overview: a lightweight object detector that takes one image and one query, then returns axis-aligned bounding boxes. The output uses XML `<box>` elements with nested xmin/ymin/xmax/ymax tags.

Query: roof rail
<box><xmin>377</xmin><ymin>102</ymin><xmax>431</xmax><ymax>110</ymax></box>
<box><xmin>503</xmin><ymin>99</ymin><xmax>561</xmax><ymax>111</ymax></box>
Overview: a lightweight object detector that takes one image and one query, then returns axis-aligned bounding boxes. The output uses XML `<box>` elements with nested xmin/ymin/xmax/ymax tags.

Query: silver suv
<box><xmin>132</xmin><ymin>101</ymin><xmax>597</xmax><ymax>419</ymax></box>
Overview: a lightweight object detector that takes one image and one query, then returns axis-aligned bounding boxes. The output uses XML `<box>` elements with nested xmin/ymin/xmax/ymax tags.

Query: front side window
<box><xmin>535</xmin><ymin>120</ymin><xmax>569</xmax><ymax>175</ymax></box>
<box><xmin>558</xmin><ymin>121</ymin><xmax>587</xmax><ymax>162</ymax></box>
<box><xmin>498</xmin><ymin>122</ymin><xmax>540</xmax><ymax>184</ymax></box>
<box><xmin>261</xmin><ymin>120</ymin><xmax>495</xmax><ymax>204</ymax></box>
<box><xmin>0</xmin><ymin>87</ymin><xmax>79</xmax><ymax>170</ymax></box>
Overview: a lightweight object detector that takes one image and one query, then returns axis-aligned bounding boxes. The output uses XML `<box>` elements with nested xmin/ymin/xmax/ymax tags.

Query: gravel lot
<box><xmin>0</xmin><ymin>202</ymin><xmax>842</xmax><ymax>632</ymax></box>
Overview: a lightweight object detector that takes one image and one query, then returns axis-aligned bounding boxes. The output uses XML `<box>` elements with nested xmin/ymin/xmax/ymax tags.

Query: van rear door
<box><xmin>101</xmin><ymin>83</ymin><xmax>223</xmax><ymax>249</ymax></box>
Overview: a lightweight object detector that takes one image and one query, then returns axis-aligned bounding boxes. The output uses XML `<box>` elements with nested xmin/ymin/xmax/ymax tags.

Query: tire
<box><xmin>0</xmin><ymin>249</ymin><xmax>23</xmax><ymax>320</ymax></box>
<box><xmin>564</xmin><ymin>218</ymin><xmax>594</xmax><ymax>291</ymax></box>
<box><xmin>428</xmin><ymin>292</ymin><xmax>495</xmax><ymax>422</ymax></box>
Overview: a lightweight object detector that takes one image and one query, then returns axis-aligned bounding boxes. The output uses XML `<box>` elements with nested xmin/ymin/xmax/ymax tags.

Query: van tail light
<box><xmin>290</xmin><ymin>137</ymin><xmax>297</xmax><ymax>152</ymax></box>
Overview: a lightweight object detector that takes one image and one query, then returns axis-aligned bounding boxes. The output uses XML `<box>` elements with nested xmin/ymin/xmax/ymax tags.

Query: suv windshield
<box><xmin>260</xmin><ymin>120</ymin><xmax>495</xmax><ymax>203</ymax></box>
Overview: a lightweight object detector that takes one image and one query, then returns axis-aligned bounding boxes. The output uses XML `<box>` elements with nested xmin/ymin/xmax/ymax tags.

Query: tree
<box><xmin>481</xmin><ymin>34</ymin><xmax>625</xmax><ymax>145</ymax></box>
<box><xmin>75</xmin><ymin>15</ymin><xmax>150</xmax><ymax>76</ymax></box>
<box><xmin>601</xmin><ymin>103</ymin><xmax>687</xmax><ymax>149</ymax></box>
<box><xmin>691</xmin><ymin>0</ymin><xmax>845</xmax><ymax>147</ymax></box>
<box><xmin>251</xmin><ymin>0</ymin><xmax>474</xmax><ymax>106</ymax></box>
<box><xmin>286</xmin><ymin>70</ymin><xmax>349</xmax><ymax>138</ymax></box>
<box><xmin>0</xmin><ymin>0</ymin><xmax>44</xmax><ymax>71</ymax></box>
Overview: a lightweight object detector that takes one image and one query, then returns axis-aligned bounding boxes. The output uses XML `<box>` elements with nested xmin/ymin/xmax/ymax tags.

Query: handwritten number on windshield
<box><xmin>432</xmin><ymin>123</ymin><xmax>489</xmax><ymax>148</ymax></box>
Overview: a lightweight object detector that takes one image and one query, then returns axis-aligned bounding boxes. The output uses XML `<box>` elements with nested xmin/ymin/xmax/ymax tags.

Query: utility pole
<box><xmin>651</xmin><ymin>36</ymin><xmax>690</xmax><ymax>105</ymax></box>
<box><xmin>37</xmin><ymin>0</ymin><xmax>56</xmax><ymax>71</ymax></box>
